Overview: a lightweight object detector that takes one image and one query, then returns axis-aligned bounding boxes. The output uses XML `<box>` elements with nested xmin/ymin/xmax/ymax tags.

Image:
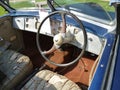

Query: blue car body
<box><xmin>90</xmin><ymin>0</ymin><xmax>120</xmax><ymax>90</ymax></box>
<box><xmin>0</xmin><ymin>0</ymin><xmax>120</xmax><ymax>90</ymax></box>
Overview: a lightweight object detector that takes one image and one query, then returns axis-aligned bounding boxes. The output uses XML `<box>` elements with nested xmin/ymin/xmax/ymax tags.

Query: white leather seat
<box><xmin>0</xmin><ymin>50</ymin><xmax>33</xmax><ymax>90</ymax></box>
<box><xmin>22</xmin><ymin>70</ymin><xmax>81</xmax><ymax>90</ymax></box>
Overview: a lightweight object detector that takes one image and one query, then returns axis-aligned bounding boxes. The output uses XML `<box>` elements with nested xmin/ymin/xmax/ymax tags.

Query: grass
<box><xmin>10</xmin><ymin>1</ymin><xmax>35</xmax><ymax>9</ymax></box>
<box><xmin>36</xmin><ymin>0</ymin><xmax>45</xmax><ymax>2</ymax></box>
<box><xmin>0</xmin><ymin>6</ymin><xmax>8</xmax><ymax>16</ymax></box>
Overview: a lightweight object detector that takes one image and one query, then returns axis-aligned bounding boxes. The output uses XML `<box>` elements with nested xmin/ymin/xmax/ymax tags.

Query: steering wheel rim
<box><xmin>36</xmin><ymin>10</ymin><xmax>87</xmax><ymax>67</ymax></box>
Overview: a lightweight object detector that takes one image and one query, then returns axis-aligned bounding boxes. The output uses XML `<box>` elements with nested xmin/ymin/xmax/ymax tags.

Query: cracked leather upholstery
<box><xmin>0</xmin><ymin>50</ymin><xmax>33</xmax><ymax>90</ymax></box>
<box><xmin>22</xmin><ymin>70</ymin><xmax>81</xmax><ymax>90</ymax></box>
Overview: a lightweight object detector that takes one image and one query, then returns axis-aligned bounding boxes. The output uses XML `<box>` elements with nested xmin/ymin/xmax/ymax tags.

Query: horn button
<box><xmin>53</xmin><ymin>32</ymin><xmax>73</xmax><ymax>48</ymax></box>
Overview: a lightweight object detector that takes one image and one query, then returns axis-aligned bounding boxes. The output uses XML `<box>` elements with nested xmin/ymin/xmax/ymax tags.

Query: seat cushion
<box><xmin>22</xmin><ymin>70</ymin><xmax>81</xmax><ymax>90</ymax></box>
<box><xmin>0</xmin><ymin>50</ymin><xmax>33</xmax><ymax>90</ymax></box>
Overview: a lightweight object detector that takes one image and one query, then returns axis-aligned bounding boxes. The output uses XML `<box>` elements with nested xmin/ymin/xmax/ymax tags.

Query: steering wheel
<box><xmin>36</xmin><ymin>11</ymin><xmax>87</xmax><ymax>67</ymax></box>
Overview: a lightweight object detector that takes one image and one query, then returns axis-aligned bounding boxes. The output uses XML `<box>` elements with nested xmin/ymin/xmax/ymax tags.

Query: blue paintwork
<box><xmin>89</xmin><ymin>33</ymin><xmax>115</xmax><ymax>90</ymax></box>
<box><xmin>10</xmin><ymin>10</ymin><xmax>39</xmax><ymax>17</ymax></box>
<box><xmin>82</xmin><ymin>21</ymin><xmax>108</xmax><ymax>37</ymax></box>
<box><xmin>110</xmin><ymin>0</ymin><xmax>120</xmax><ymax>89</ymax></box>
<box><xmin>111</xmin><ymin>36</ymin><xmax>120</xmax><ymax>90</ymax></box>
<box><xmin>51</xmin><ymin>14</ymin><xmax>108</xmax><ymax>37</ymax></box>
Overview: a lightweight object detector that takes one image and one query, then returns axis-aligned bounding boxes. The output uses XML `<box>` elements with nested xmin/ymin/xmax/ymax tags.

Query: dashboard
<box><xmin>13</xmin><ymin>13</ymin><xmax>104</xmax><ymax>55</ymax></box>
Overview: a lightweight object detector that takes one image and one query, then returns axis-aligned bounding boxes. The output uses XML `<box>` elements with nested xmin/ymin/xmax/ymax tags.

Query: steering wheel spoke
<box><xmin>42</xmin><ymin>44</ymin><xmax>56</xmax><ymax>55</ymax></box>
<box><xmin>60</xmin><ymin>13</ymin><xmax>66</xmax><ymax>33</ymax></box>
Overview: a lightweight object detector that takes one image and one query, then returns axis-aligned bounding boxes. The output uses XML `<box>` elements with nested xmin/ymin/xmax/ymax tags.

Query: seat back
<box><xmin>0</xmin><ymin>50</ymin><xmax>33</xmax><ymax>90</ymax></box>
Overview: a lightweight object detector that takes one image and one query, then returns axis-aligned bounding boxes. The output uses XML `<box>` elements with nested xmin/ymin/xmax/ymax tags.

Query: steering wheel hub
<box><xmin>53</xmin><ymin>34</ymin><xmax>63</xmax><ymax>45</ymax></box>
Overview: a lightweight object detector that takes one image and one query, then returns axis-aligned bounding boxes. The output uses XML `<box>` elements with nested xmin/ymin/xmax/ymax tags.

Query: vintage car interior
<box><xmin>0</xmin><ymin>0</ymin><xmax>116</xmax><ymax>90</ymax></box>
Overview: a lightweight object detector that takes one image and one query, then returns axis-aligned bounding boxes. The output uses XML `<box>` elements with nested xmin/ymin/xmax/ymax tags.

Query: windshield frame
<box><xmin>0</xmin><ymin>0</ymin><xmax>15</xmax><ymax>13</ymax></box>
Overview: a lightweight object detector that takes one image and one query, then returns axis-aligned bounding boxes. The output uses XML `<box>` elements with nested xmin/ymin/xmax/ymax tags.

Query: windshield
<box><xmin>54</xmin><ymin>0</ymin><xmax>115</xmax><ymax>22</ymax></box>
<box><xmin>54</xmin><ymin>0</ymin><xmax>114</xmax><ymax>11</ymax></box>
<box><xmin>8</xmin><ymin>0</ymin><xmax>115</xmax><ymax>22</ymax></box>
